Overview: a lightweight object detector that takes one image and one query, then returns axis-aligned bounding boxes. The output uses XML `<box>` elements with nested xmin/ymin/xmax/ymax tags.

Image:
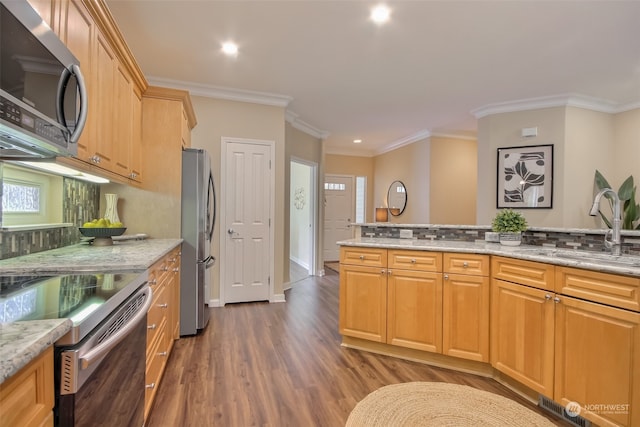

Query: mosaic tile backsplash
<box><xmin>0</xmin><ymin>178</ymin><xmax>100</xmax><ymax>259</ymax></box>
<box><xmin>360</xmin><ymin>225</ymin><xmax>640</xmax><ymax>257</ymax></box>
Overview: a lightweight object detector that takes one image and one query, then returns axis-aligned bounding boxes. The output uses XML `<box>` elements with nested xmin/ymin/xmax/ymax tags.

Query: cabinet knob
<box><xmin>149</xmin><ymin>279</ymin><xmax>157</xmax><ymax>285</ymax></box>
<box><xmin>359</xmin><ymin>255</ymin><xmax>365</xmax><ymax>260</ymax></box>
<box><xmin>162</xmin><ymin>266</ymin><xmax>169</xmax><ymax>271</ymax></box>
<box><xmin>545</xmin><ymin>294</ymin><xmax>552</xmax><ymax>300</ymax></box>
<box><xmin>129</xmin><ymin>172</ymin><xmax>137</xmax><ymax>178</ymax></box>
<box><xmin>410</xmin><ymin>259</ymin><xmax>416</xmax><ymax>264</ymax></box>
<box><xmin>172</xmin><ymin>267</ymin><xmax>180</xmax><ymax>272</ymax></box>
<box><xmin>462</xmin><ymin>262</ymin><xmax>469</xmax><ymax>268</ymax></box>
<box><xmin>157</xmin><ymin>351</ymin><xmax>168</xmax><ymax>357</ymax></box>
<box><xmin>145</xmin><ymin>382</ymin><xmax>156</xmax><ymax>389</ymax></box>
<box><xmin>158</xmin><ymin>303</ymin><xmax>168</xmax><ymax>308</ymax></box>
<box><xmin>147</xmin><ymin>324</ymin><xmax>157</xmax><ymax>330</ymax></box>
<box><xmin>444</xmin><ymin>274</ymin><xmax>449</xmax><ymax>280</ymax></box>
<box><xmin>553</xmin><ymin>296</ymin><xmax>561</xmax><ymax>303</ymax></box>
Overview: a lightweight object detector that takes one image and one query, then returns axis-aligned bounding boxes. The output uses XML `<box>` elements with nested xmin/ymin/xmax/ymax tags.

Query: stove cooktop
<box><xmin>0</xmin><ymin>271</ymin><xmax>149</xmax><ymax>345</ymax></box>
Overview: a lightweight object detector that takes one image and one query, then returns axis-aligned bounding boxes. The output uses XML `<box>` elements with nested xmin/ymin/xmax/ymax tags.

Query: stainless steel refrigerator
<box><xmin>180</xmin><ymin>148</ymin><xmax>216</xmax><ymax>335</ymax></box>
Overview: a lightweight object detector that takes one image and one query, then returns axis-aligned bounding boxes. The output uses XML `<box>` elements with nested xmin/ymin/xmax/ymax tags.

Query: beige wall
<box><xmin>285</xmin><ymin>122</ymin><xmax>323</xmax><ymax>281</ymax></box>
<box><xmin>476</xmin><ymin>107</ymin><xmax>566</xmax><ymax>227</ymax></box>
<box><xmin>190</xmin><ymin>96</ymin><xmax>286</xmax><ymax>302</ymax></box>
<box><xmin>614</xmin><ymin>108</ymin><xmax>640</xmax><ymax>185</ymax></box>
<box><xmin>430</xmin><ymin>136</ymin><xmax>477</xmax><ymax>224</ymax></box>
<box><xmin>324</xmin><ymin>154</ymin><xmax>375</xmax><ymax>222</ymax></box>
<box><xmin>374</xmin><ymin>139</ymin><xmax>431</xmax><ymax>224</ymax></box>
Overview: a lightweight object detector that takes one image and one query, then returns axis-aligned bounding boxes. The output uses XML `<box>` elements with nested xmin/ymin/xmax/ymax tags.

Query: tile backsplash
<box><xmin>0</xmin><ymin>178</ymin><xmax>99</xmax><ymax>259</ymax></box>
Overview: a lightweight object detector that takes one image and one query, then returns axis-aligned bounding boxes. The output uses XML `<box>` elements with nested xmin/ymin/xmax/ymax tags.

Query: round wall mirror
<box><xmin>387</xmin><ymin>180</ymin><xmax>407</xmax><ymax>216</ymax></box>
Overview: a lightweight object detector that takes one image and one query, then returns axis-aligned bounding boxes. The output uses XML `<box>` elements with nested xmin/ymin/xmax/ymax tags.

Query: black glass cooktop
<box><xmin>0</xmin><ymin>271</ymin><xmax>148</xmax><ymax>344</ymax></box>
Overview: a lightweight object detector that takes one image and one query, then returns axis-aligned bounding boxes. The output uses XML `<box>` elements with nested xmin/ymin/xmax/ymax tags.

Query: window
<box><xmin>324</xmin><ymin>182</ymin><xmax>346</xmax><ymax>191</ymax></box>
<box><xmin>2</xmin><ymin>180</ymin><xmax>41</xmax><ymax>213</ymax></box>
<box><xmin>355</xmin><ymin>176</ymin><xmax>366</xmax><ymax>223</ymax></box>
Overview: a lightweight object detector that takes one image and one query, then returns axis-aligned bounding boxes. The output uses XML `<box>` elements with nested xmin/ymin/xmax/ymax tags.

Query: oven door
<box><xmin>55</xmin><ymin>285</ymin><xmax>152</xmax><ymax>427</ymax></box>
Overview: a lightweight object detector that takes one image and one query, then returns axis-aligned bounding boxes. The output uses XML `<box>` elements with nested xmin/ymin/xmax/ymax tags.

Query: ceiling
<box><xmin>105</xmin><ymin>0</ymin><xmax>640</xmax><ymax>156</ymax></box>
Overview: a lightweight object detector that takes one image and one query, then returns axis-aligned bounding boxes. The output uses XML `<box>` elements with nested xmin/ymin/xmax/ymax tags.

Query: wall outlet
<box><xmin>400</xmin><ymin>229</ymin><xmax>413</xmax><ymax>239</ymax></box>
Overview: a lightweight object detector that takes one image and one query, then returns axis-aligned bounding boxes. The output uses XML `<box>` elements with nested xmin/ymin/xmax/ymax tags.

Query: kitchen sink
<box><xmin>526</xmin><ymin>248</ymin><xmax>640</xmax><ymax>268</ymax></box>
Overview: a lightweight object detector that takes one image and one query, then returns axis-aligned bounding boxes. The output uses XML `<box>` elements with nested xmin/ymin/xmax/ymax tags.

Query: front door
<box><xmin>323</xmin><ymin>174</ymin><xmax>354</xmax><ymax>261</ymax></box>
<box><xmin>222</xmin><ymin>139</ymin><xmax>273</xmax><ymax>303</ymax></box>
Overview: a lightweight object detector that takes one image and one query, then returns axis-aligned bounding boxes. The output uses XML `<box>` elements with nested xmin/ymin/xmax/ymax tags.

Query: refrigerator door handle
<box><xmin>206</xmin><ymin>172</ymin><xmax>216</xmax><ymax>242</ymax></box>
<box><xmin>205</xmin><ymin>255</ymin><xmax>216</xmax><ymax>269</ymax></box>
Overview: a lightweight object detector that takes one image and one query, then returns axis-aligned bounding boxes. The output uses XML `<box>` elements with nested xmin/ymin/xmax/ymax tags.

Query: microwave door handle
<box><xmin>68</xmin><ymin>64</ymin><xmax>88</xmax><ymax>144</ymax></box>
<box><xmin>78</xmin><ymin>286</ymin><xmax>153</xmax><ymax>370</ymax></box>
<box><xmin>55</xmin><ymin>67</ymin><xmax>71</xmax><ymax>130</ymax></box>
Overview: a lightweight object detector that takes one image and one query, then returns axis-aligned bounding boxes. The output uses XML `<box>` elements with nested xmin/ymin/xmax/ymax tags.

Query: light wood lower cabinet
<box><xmin>491</xmin><ymin>256</ymin><xmax>640</xmax><ymax>427</ymax></box>
<box><xmin>145</xmin><ymin>246</ymin><xmax>181</xmax><ymax>423</ymax></box>
<box><xmin>340</xmin><ymin>248</ymin><xmax>489</xmax><ymax>362</ymax></box>
<box><xmin>0</xmin><ymin>346</ymin><xmax>54</xmax><ymax>427</ymax></box>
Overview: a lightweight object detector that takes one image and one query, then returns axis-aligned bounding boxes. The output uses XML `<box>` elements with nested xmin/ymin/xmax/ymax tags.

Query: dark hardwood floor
<box><xmin>147</xmin><ymin>269</ymin><xmax>568</xmax><ymax>426</ymax></box>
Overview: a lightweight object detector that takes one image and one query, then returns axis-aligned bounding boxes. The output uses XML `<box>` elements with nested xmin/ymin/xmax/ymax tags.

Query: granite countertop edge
<box><xmin>337</xmin><ymin>238</ymin><xmax>640</xmax><ymax>277</ymax></box>
<box><xmin>0</xmin><ymin>238</ymin><xmax>183</xmax><ymax>385</ymax></box>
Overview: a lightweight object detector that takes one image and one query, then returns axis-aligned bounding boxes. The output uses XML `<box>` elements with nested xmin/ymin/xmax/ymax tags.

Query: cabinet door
<box><xmin>129</xmin><ymin>90</ymin><xmax>143</xmax><ymax>182</ymax></box>
<box><xmin>91</xmin><ymin>31</ymin><xmax>116</xmax><ymax>170</ymax></box>
<box><xmin>490</xmin><ymin>279</ymin><xmax>555</xmax><ymax>396</ymax></box>
<box><xmin>339</xmin><ymin>264</ymin><xmax>387</xmax><ymax>342</ymax></box>
<box><xmin>555</xmin><ymin>296</ymin><xmax>640</xmax><ymax>427</ymax></box>
<box><xmin>387</xmin><ymin>269</ymin><xmax>442</xmax><ymax>352</ymax></box>
<box><xmin>58</xmin><ymin>0</ymin><xmax>94</xmax><ymax>162</ymax></box>
<box><xmin>442</xmin><ymin>273</ymin><xmax>489</xmax><ymax>362</ymax></box>
<box><xmin>113</xmin><ymin>63</ymin><xmax>132</xmax><ymax>177</ymax></box>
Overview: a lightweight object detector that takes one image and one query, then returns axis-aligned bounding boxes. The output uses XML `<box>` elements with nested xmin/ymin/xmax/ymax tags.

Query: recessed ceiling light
<box><xmin>371</xmin><ymin>5</ymin><xmax>390</xmax><ymax>24</ymax></box>
<box><xmin>353</xmin><ymin>139</ymin><xmax>362</xmax><ymax>144</ymax></box>
<box><xmin>222</xmin><ymin>42</ymin><xmax>238</xmax><ymax>56</ymax></box>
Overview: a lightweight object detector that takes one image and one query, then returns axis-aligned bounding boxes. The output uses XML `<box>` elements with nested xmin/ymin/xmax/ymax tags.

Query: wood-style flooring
<box><xmin>147</xmin><ymin>269</ymin><xmax>569</xmax><ymax>427</ymax></box>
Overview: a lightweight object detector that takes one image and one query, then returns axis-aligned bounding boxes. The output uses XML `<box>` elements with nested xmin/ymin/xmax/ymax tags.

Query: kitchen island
<box><xmin>337</xmin><ymin>236</ymin><xmax>640</xmax><ymax>427</ymax></box>
<box><xmin>0</xmin><ymin>238</ymin><xmax>182</xmax><ymax>384</ymax></box>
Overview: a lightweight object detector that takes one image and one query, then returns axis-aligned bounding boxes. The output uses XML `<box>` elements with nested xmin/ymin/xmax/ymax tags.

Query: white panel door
<box><xmin>223</xmin><ymin>141</ymin><xmax>272</xmax><ymax>303</ymax></box>
<box><xmin>323</xmin><ymin>175</ymin><xmax>354</xmax><ymax>261</ymax></box>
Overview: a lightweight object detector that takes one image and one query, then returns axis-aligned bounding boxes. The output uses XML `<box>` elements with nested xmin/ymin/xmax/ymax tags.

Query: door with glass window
<box><xmin>323</xmin><ymin>174</ymin><xmax>354</xmax><ymax>261</ymax></box>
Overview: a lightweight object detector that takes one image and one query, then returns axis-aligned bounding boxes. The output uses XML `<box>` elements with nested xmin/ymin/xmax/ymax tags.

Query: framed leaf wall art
<box><xmin>497</xmin><ymin>144</ymin><xmax>553</xmax><ymax>209</ymax></box>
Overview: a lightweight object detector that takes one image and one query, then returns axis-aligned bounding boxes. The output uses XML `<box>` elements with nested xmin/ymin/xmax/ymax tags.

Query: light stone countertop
<box><xmin>0</xmin><ymin>238</ymin><xmax>182</xmax><ymax>385</ymax></box>
<box><xmin>338</xmin><ymin>237</ymin><xmax>640</xmax><ymax>277</ymax></box>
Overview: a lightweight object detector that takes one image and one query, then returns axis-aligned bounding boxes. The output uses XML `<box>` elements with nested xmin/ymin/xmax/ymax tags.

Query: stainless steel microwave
<box><xmin>0</xmin><ymin>0</ymin><xmax>87</xmax><ymax>159</ymax></box>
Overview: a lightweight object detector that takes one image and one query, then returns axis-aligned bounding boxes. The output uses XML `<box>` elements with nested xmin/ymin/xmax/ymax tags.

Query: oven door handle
<box><xmin>79</xmin><ymin>287</ymin><xmax>153</xmax><ymax>370</ymax></box>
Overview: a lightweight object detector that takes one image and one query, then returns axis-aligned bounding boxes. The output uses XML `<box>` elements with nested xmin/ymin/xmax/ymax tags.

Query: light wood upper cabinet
<box><xmin>554</xmin><ymin>295</ymin><xmax>640</xmax><ymax>427</ymax></box>
<box><xmin>129</xmin><ymin>90</ymin><xmax>143</xmax><ymax>182</ymax></box>
<box><xmin>113</xmin><ymin>62</ymin><xmax>133</xmax><ymax>176</ymax></box>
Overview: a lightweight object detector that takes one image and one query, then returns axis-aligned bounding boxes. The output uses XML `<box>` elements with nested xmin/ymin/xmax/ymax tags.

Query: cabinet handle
<box><xmin>444</xmin><ymin>274</ymin><xmax>449</xmax><ymax>280</ymax></box>
<box><xmin>162</xmin><ymin>266</ymin><xmax>169</xmax><ymax>272</ymax></box>
<box><xmin>146</xmin><ymin>382</ymin><xmax>156</xmax><ymax>389</ymax></box>
<box><xmin>462</xmin><ymin>262</ymin><xmax>469</xmax><ymax>268</ymax></box>
<box><xmin>129</xmin><ymin>172</ymin><xmax>137</xmax><ymax>179</ymax></box>
<box><xmin>545</xmin><ymin>294</ymin><xmax>552</xmax><ymax>300</ymax></box>
<box><xmin>147</xmin><ymin>324</ymin><xmax>157</xmax><ymax>330</ymax></box>
<box><xmin>157</xmin><ymin>351</ymin><xmax>168</xmax><ymax>357</ymax></box>
<box><xmin>169</xmin><ymin>257</ymin><xmax>177</xmax><ymax>262</ymax></box>
<box><xmin>149</xmin><ymin>279</ymin><xmax>157</xmax><ymax>285</ymax></box>
<box><xmin>158</xmin><ymin>303</ymin><xmax>168</xmax><ymax>308</ymax></box>
<box><xmin>553</xmin><ymin>296</ymin><xmax>561</xmax><ymax>303</ymax></box>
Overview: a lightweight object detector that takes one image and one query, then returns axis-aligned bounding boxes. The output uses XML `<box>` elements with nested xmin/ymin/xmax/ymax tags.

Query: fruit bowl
<box><xmin>79</xmin><ymin>227</ymin><xmax>127</xmax><ymax>238</ymax></box>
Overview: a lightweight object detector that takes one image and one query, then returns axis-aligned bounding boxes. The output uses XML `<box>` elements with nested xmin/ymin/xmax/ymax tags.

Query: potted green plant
<box><xmin>594</xmin><ymin>170</ymin><xmax>640</xmax><ymax>230</ymax></box>
<box><xmin>491</xmin><ymin>209</ymin><xmax>528</xmax><ymax>246</ymax></box>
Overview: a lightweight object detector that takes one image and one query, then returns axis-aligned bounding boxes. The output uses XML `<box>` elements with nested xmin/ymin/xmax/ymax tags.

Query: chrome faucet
<box><xmin>589</xmin><ymin>188</ymin><xmax>622</xmax><ymax>256</ymax></box>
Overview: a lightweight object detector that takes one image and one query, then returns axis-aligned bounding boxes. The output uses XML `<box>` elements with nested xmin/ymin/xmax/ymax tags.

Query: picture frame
<box><xmin>497</xmin><ymin>144</ymin><xmax>553</xmax><ymax>209</ymax></box>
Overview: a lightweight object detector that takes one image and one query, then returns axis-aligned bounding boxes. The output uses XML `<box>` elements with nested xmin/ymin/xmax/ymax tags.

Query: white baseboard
<box><xmin>290</xmin><ymin>256</ymin><xmax>309</xmax><ymax>270</ymax></box>
<box><xmin>208</xmin><ymin>298</ymin><xmax>223</xmax><ymax>307</ymax></box>
<box><xmin>271</xmin><ymin>293</ymin><xmax>286</xmax><ymax>303</ymax></box>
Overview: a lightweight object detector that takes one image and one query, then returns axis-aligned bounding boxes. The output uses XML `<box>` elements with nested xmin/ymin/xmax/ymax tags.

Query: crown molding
<box><xmin>324</xmin><ymin>146</ymin><xmax>376</xmax><ymax>157</ymax></box>
<box><xmin>285</xmin><ymin>111</ymin><xmax>330</xmax><ymax>140</ymax></box>
<box><xmin>375</xmin><ymin>129</ymin><xmax>431</xmax><ymax>155</ymax></box>
<box><xmin>146</xmin><ymin>76</ymin><xmax>293</xmax><ymax>107</ymax></box>
<box><xmin>430</xmin><ymin>132</ymin><xmax>477</xmax><ymax>141</ymax></box>
<box><xmin>471</xmin><ymin>93</ymin><xmax>639</xmax><ymax>118</ymax></box>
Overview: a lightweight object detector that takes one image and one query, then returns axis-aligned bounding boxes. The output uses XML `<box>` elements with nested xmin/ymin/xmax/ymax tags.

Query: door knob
<box><xmin>228</xmin><ymin>228</ymin><xmax>234</xmax><ymax>235</ymax></box>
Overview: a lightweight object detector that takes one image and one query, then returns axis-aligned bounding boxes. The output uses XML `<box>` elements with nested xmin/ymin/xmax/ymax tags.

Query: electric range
<box><xmin>0</xmin><ymin>270</ymin><xmax>148</xmax><ymax>345</ymax></box>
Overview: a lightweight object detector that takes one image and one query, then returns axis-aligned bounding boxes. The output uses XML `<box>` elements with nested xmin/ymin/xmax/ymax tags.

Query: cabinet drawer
<box><xmin>388</xmin><ymin>250</ymin><xmax>442</xmax><ymax>272</ymax></box>
<box><xmin>492</xmin><ymin>256</ymin><xmax>555</xmax><ymax>291</ymax></box>
<box><xmin>147</xmin><ymin>282</ymin><xmax>167</xmax><ymax>348</ymax></box>
<box><xmin>145</xmin><ymin>321</ymin><xmax>169</xmax><ymax>419</ymax></box>
<box><xmin>340</xmin><ymin>247</ymin><xmax>387</xmax><ymax>268</ymax></box>
<box><xmin>444</xmin><ymin>253</ymin><xmax>489</xmax><ymax>276</ymax></box>
<box><xmin>556</xmin><ymin>266</ymin><xmax>640</xmax><ymax>312</ymax></box>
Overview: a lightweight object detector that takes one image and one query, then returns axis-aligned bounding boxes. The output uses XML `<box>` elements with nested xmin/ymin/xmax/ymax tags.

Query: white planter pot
<box><xmin>499</xmin><ymin>232</ymin><xmax>522</xmax><ymax>246</ymax></box>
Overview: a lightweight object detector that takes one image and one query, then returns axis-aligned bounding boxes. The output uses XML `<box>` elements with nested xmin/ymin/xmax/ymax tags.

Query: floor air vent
<box><xmin>538</xmin><ymin>395</ymin><xmax>591</xmax><ymax>427</ymax></box>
